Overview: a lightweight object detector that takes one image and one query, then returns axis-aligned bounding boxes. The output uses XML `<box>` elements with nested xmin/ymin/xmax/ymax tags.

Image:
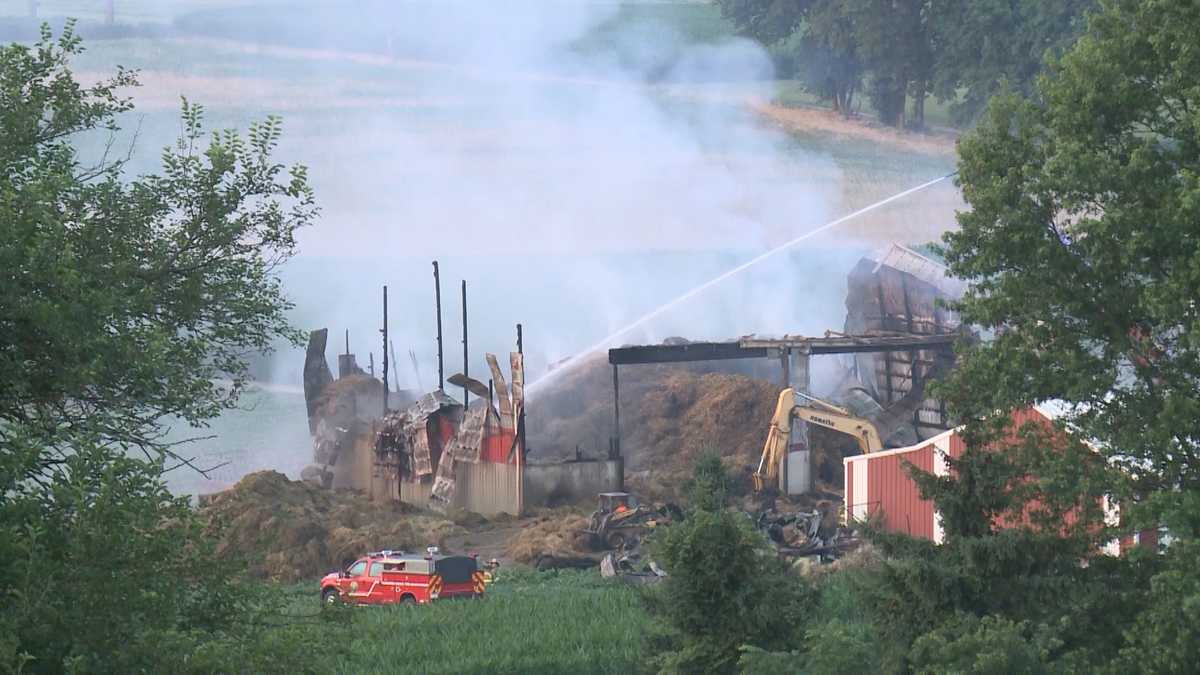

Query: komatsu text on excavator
<box><xmin>752</xmin><ymin>388</ymin><xmax>884</xmax><ymax>492</ymax></box>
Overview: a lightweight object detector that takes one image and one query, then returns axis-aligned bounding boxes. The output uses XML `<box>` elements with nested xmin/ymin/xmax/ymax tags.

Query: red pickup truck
<box><xmin>321</xmin><ymin>549</ymin><xmax>485</xmax><ymax>605</ymax></box>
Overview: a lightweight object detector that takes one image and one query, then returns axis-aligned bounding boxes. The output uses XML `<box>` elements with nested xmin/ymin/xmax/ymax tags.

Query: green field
<box><xmin>278</xmin><ymin>569</ymin><xmax>650</xmax><ymax>675</ymax></box>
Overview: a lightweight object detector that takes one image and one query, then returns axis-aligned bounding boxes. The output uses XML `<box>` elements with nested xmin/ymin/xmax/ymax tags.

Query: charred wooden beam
<box><xmin>608</xmin><ymin>334</ymin><xmax>956</xmax><ymax>366</ymax></box>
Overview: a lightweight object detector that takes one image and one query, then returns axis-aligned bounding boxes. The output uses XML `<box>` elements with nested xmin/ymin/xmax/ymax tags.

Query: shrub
<box><xmin>643</xmin><ymin>458</ymin><xmax>810</xmax><ymax>674</ymax></box>
<box><xmin>908</xmin><ymin>614</ymin><xmax>1060</xmax><ymax>675</ymax></box>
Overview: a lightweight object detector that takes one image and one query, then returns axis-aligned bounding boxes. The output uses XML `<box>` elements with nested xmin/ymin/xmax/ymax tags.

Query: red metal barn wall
<box><xmin>845</xmin><ymin>430</ymin><xmax>960</xmax><ymax>543</ymax></box>
<box><xmin>845</xmin><ymin>410</ymin><xmax>1060</xmax><ymax>543</ymax></box>
<box><xmin>844</xmin><ymin>407</ymin><xmax>1154</xmax><ymax>552</ymax></box>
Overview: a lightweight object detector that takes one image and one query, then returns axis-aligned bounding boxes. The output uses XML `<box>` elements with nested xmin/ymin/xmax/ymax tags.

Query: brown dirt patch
<box><xmin>753</xmin><ymin>101</ymin><xmax>958</xmax><ymax>158</ymax></box>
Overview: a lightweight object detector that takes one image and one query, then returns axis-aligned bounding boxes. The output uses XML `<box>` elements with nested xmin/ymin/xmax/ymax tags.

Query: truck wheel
<box><xmin>399</xmin><ymin>594</ymin><xmax>416</xmax><ymax>604</ymax></box>
<box><xmin>606</xmin><ymin>531</ymin><xmax>626</xmax><ymax>549</ymax></box>
<box><xmin>322</xmin><ymin>588</ymin><xmax>341</xmax><ymax>606</ymax></box>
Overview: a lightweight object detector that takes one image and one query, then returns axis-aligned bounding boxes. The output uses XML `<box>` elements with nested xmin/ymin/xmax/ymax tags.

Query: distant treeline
<box><xmin>718</xmin><ymin>0</ymin><xmax>1097</xmax><ymax>128</ymax></box>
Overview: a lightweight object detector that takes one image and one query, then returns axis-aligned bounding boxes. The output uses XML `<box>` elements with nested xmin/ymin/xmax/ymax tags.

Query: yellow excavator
<box><xmin>752</xmin><ymin>388</ymin><xmax>884</xmax><ymax>492</ymax></box>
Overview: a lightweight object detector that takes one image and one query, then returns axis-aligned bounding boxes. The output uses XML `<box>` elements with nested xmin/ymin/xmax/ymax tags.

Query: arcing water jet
<box><xmin>527</xmin><ymin>173</ymin><xmax>956</xmax><ymax>397</ymax></box>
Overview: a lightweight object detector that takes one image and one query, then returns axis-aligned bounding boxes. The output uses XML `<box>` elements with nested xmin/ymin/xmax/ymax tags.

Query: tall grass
<box><xmin>312</xmin><ymin>569</ymin><xmax>650</xmax><ymax>675</ymax></box>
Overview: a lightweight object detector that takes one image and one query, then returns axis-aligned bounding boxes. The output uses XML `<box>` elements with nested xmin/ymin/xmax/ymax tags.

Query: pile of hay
<box><xmin>528</xmin><ymin>357</ymin><xmax>779</xmax><ymax>469</ymax></box>
<box><xmin>528</xmin><ymin>355</ymin><xmax>868</xmax><ymax>501</ymax></box>
<box><xmin>200</xmin><ymin>471</ymin><xmax>462</xmax><ymax>582</ymax></box>
<box><xmin>506</xmin><ymin>513</ymin><xmax>591</xmax><ymax>564</ymax></box>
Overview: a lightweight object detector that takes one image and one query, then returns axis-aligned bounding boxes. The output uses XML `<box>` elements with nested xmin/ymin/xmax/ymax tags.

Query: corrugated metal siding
<box><xmin>396</xmin><ymin>462</ymin><xmax>522</xmax><ymax>516</ymax></box>
<box><xmin>1138</xmin><ymin>528</ymin><xmax>1158</xmax><ymax>551</ymax></box>
<box><xmin>457</xmin><ymin>461</ymin><xmax>521</xmax><ymax>516</ymax></box>
<box><xmin>479</xmin><ymin>428</ymin><xmax>516</xmax><ymax>463</ymax></box>
<box><xmin>868</xmin><ymin>444</ymin><xmax>935</xmax><ymax>539</ymax></box>
<box><xmin>1119</xmin><ymin>529</ymin><xmax>1159</xmax><ymax>555</ymax></box>
<box><xmin>845</xmin><ymin>460</ymin><xmax>854</xmax><ymax>519</ymax></box>
<box><xmin>399</xmin><ymin>479</ymin><xmax>434</xmax><ymax>508</ymax></box>
<box><xmin>847</xmin><ymin>408</ymin><xmax>1160</xmax><ymax>553</ymax></box>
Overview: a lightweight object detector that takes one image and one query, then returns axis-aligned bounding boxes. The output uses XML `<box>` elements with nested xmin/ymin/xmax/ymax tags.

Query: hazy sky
<box><xmin>36</xmin><ymin>1</ymin><xmax>959</xmax><ymax>383</ymax></box>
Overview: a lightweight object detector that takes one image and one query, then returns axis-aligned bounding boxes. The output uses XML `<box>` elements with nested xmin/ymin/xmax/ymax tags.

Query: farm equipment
<box><xmin>753</xmin><ymin>388</ymin><xmax>885</xmax><ymax>492</ymax></box>
<box><xmin>583</xmin><ymin>492</ymin><xmax>679</xmax><ymax>550</ymax></box>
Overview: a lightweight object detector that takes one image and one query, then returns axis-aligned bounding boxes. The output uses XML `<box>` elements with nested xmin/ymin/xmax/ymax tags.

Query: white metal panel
<box><xmin>851</xmin><ymin>457</ymin><xmax>869</xmax><ymax>521</ymax></box>
<box><xmin>931</xmin><ymin>434</ymin><xmax>952</xmax><ymax>543</ymax></box>
<box><xmin>785</xmin><ymin>451</ymin><xmax>811</xmax><ymax>495</ymax></box>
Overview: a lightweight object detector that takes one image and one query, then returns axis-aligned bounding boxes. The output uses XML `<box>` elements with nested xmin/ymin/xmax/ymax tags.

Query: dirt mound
<box><xmin>200</xmin><ymin>471</ymin><xmax>462</xmax><ymax>582</ymax></box>
<box><xmin>506</xmin><ymin>513</ymin><xmax>591</xmax><ymax>564</ymax></box>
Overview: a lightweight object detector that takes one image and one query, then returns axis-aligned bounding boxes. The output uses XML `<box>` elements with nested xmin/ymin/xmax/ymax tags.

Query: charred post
<box><xmin>433</xmin><ymin>261</ymin><xmax>444</xmax><ymax>391</ymax></box>
<box><xmin>517</xmin><ymin>323</ymin><xmax>526</xmax><ymax>457</ymax></box>
<box><xmin>382</xmin><ymin>285</ymin><xmax>389</xmax><ymax>415</ymax></box>
<box><xmin>461</xmin><ymin>280</ymin><xmax>469</xmax><ymax>407</ymax></box>
<box><xmin>611</xmin><ymin>364</ymin><xmax>621</xmax><ymax>460</ymax></box>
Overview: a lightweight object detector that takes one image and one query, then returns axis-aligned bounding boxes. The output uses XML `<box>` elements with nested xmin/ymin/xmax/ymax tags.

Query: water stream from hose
<box><xmin>526</xmin><ymin>172</ymin><xmax>956</xmax><ymax>397</ymax></box>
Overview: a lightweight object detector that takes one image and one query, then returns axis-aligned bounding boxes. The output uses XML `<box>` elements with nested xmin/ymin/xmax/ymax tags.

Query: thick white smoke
<box><xmin>34</xmin><ymin>1</ymin><xmax>958</xmax><ymax>490</ymax></box>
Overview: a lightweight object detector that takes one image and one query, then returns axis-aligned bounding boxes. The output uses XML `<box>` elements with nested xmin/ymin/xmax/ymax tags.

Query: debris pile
<box><xmin>755</xmin><ymin>501</ymin><xmax>857</xmax><ymax>562</ymax></box>
<box><xmin>600</xmin><ymin>550</ymin><xmax>668</xmax><ymax>585</ymax></box>
<box><xmin>305</xmin><ymin>372</ymin><xmax>388</xmax><ymax>488</ymax></box>
<box><xmin>200</xmin><ymin>471</ymin><xmax>462</xmax><ymax>582</ymax></box>
<box><xmin>373</xmin><ymin>390</ymin><xmax>464</xmax><ymax>499</ymax></box>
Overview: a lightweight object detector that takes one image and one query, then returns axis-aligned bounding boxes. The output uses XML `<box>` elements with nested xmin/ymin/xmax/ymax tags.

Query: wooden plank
<box><xmin>486</xmin><ymin>353</ymin><xmax>513</xmax><ymax>431</ymax></box>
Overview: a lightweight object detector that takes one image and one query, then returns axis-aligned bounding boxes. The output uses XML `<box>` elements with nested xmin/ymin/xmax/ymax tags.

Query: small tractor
<box><xmin>583</xmin><ymin>492</ymin><xmax>680</xmax><ymax>550</ymax></box>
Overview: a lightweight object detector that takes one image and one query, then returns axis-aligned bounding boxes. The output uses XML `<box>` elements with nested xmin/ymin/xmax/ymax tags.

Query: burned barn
<box><xmin>840</xmin><ymin>243</ymin><xmax>964</xmax><ymax>445</ymax></box>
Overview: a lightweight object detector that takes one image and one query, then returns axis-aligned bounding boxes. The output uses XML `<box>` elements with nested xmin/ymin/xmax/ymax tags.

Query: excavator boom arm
<box><xmin>752</xmin><ymin>389</ymin><xmax>795</xmax><ymax>492</ymax></box>
<box><xmin>753</xmin><ymin>388</ymin><xmax>885</xmax><ymax>492</ymax></box>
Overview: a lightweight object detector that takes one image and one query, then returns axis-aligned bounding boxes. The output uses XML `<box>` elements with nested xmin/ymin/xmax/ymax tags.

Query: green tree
<box><xmin>944</xmin><ymin>0</ymin><xmax>1200</xmax><ymax>545</ymax></box>
<box><xmin>794</xmin><ymin>0</ymin><xmax>863</xmax><ymax>117</ymax></box>
<box><xmin>929</xmin><ymin>0</ymin><xmax>1095</xmax><ymax>125</ymax></box>
<box><xmin>683</xmin><ymin>450</ymin><xmax>732</xmax><ymax>511</ymax></box>
<box><xmin>719</xmin><ymin>1</ymin><xmax>1095</xmax><ymax>129</ymax></box>
<box><xmin>718</xmin><ymin>0</ymin><xmax>935</xmax><ymax>128</ymax></box>
<box><xmin>921</xmin><ymin>0</ymin><xmax>1200</xmax><ymax>670</ymax></box>
<box><xmin>643</xmin><ymin>457</ymin><xmax>810</xmax><ymax>674</ymax></box>
<box><xmin>844</xmin><ymin>0</ymin><xmax>934</xmax><ymax>129</ymax></box>
<box><xmin>716</xmin><ymin>0</ymin><xmax>863</xmax><ymax>118</ymax></box>
<box><xmin>1</xmin><ymin>24</ymin><xmax>314</xmax><ymax>473</ymax></box>
<box><xmin>0</xmin><ymin>25</ymin><xmax>322</xmax><ymax>672</ymax></box>
<box><xmin>907</xmin><ymin>614</ymin><xmax>1061</xmax><ymax>675</ymax></box>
